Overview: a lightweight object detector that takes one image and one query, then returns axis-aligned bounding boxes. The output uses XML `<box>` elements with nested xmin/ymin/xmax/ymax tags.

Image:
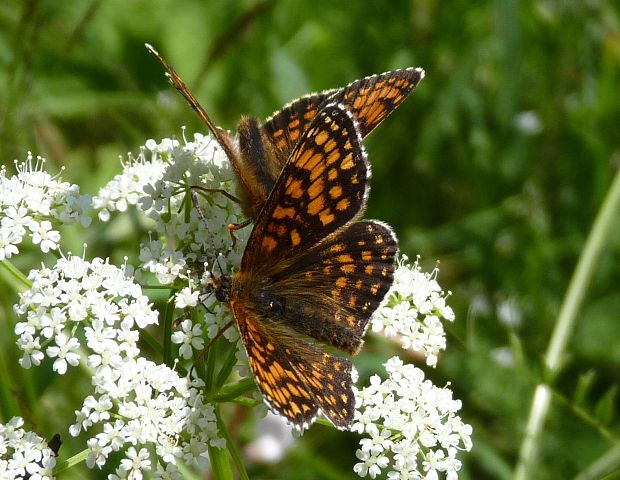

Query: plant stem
<box><xmin>0</xmin><ymin>259</ymin><xmax>31</xmax><ymax>291</ymax></box>
<box><xmin>515</xmin><ymin>164</ymin><xmax>620</xmax><ymax>479</ymax></box>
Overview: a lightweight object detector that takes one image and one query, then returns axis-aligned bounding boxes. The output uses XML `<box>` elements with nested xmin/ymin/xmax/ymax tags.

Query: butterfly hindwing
<box><xmin>241</xmin><ymin>103</ymin><xmax>368</xmax><ymax>272</ymax></box>
<box><xmin>232</xmin><ymin>301</ymin><xmax>355</xmax><ymax>428</ymax></box>
<box><xmin>264</xmin><ymin>220</ymin><xmax>398</xmax><ymax>354</ymax></box>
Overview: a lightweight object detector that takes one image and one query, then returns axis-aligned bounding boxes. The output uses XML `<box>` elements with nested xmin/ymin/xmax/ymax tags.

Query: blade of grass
<box><xmin>515</xmin><ymin>160</ymin><xmax>620</xmax><ymax>479</ymax></box>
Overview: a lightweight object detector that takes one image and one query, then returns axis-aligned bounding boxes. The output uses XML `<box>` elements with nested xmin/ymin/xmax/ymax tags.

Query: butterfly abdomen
<box><xmin>236</xmin><ymin>117</ymin><xmax>280</xmax><ymax>219</ymax></box>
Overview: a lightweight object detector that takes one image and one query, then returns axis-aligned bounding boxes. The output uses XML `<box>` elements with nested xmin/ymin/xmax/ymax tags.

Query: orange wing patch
<box><xmin>241</xmin><ymin>104</ymin><xmax>369</xmax><ymax>272</ymax></box>
<box><xmin>232</xmin><ymin>302</ymin><xmax>355</xmax><ymax>428</ymax></box>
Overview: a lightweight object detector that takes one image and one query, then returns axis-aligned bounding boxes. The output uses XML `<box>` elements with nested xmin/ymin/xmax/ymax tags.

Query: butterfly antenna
<box><xmin>190</xmin><ymin>320</ymin><xmax>235</xmax><ymax>375</ymax></box>
<box><xmin>145</xmin><ymin>44</ymin><xmax>239</xmax><ymax>164</ymax></box>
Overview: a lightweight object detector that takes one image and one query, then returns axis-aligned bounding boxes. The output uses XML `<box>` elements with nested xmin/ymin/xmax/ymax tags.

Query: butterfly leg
<box><xmin>190</xmin><ymin>184</ymin><xmax>242</xmax><ymax>205</ymax></box>
<box><xmin>191</xmin><ymin>319</ymin><xmax>235</xmax><ymax>375</ymax></box>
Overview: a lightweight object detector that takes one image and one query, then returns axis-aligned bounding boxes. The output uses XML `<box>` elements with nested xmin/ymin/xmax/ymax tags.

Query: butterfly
<box><xmin>209</xmin><ymin>103</ymin><xmax>399</xmax><ymax>428</ymax></box>
<box><xmin>146</xmin><ymin>44</ymin><xmax>423</xmax><ymax>226</ymax></box>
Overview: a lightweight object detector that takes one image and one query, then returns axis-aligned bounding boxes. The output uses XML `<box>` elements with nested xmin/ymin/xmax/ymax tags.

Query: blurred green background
<box><xmin>1</xmin><ymin>0</ymin><xmax>620</xmax><ymax>478</ymax></box>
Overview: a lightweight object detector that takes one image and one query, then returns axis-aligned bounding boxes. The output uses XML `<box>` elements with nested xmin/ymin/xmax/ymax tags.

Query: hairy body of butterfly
<box><xmin>146</xmin><ymin>44</ymin><xmax>423</xmax><ymax>222</ymax></box>
<box><xmin>212</xmin><ymin>103</ymin><xmax>398</xmax><ymax>429</ymax></box>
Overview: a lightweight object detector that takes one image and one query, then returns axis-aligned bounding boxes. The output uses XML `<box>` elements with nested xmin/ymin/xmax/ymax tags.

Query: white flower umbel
<box><xmin>353</xmin><ymin>357</ymin><xmax>472</xmax><ymax>479</ymax></box>
<box><xmin>14</xmin><ymin>254</ymin><xmax>157</xmax><ymax>372</ymax></box>
<box><xmin>13</xmin><ymin>253</ymin><xmax>224</xmax><ymax>474</ymax></box>
<box><xmin>94</xmin><ymin>132</ymin><xmax>247</xmax><ymax>286</ymax></box>
<box><xmin>94</xmin><ymin>131</ymin><xmax>247</xmax><ymax>373</ymax></box>
<box><xmin>0</xmin><ymin>416</ymin><xmax>57</xmax><ymax>479</ymax></box>
<box><xmin>371</xmin><ymin>256</ymin><xmax>455</xmax><ymax>367</ymax></box>
<box><xmin>0</xmin><ymin>153</ymin><xmax>92</xmax><ymax>259</ymax></box>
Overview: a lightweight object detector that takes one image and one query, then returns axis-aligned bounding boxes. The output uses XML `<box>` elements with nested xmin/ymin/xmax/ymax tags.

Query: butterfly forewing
<box><xmin>262</xmin><ymin>67</ymin><xmax>424</xmax><ymax>173</ymax></box>
<box><xmin>241</xmin><ymin>103</ymin><xmax>368</xmax><ymax>272</ymax></box>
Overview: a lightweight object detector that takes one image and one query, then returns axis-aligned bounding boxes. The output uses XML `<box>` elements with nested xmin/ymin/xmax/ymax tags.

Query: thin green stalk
<box><xmin>0</xmin><ymin>259</ymin><xmax>32</xmax><ymax>290</ymax></box>
<box><xmin>53</xmin><ymin>448</ymin><xmax>90</xmax><ymax>474</ymax></box>
<box><xmin>574</xmin><ymin>444</ymin><xmax>620</xmax><ymax>480</ymax></box>
<box><xmin>515</xmin><ymin>164</ymin><xmax>620</xmax><ymax>479</ymax></box>
<box><xmin>215</xmin><ymin>404</ymin><xmax>249</xmax><ymax>480</ymax></box>
<box><xmin>215</xmin><ymin>343</ymin><xmax>240</xmax><ymax>388</ymax></box>
<box><xmin>212</xmin><ymin>377</ymin><xmax>256</xmax><ymax>402</ymax></box>
<box><xmin>162</xmin><ymin>292</ymin><xmax>175</xmax><ymax>367</ymax></box>
<box><xmin>209</xmin><ymin>406</ymin><xmax>233</xmax><ymax>480</ymax></box>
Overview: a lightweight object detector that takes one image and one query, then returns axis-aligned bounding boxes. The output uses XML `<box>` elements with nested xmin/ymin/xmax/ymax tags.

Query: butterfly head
<box><xmin>203</xmin><ymin>270</ymin><xmax>232</xmax><ymax>303</ymax></box>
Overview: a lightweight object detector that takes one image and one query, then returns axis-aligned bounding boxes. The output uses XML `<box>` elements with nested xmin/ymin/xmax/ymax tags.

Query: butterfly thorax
<box><xmin>205</xmin><ymin>272</ymin><xmax>232</xmax><ymax>303</ymax></box>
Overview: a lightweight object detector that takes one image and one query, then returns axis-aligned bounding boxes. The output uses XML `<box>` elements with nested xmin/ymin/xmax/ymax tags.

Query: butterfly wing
<box><xmin>329</xmin><ymin>67</ymin><xmax>425</xmax><ymax>138</ymax></box>
<box><xmin>242</xmin><ymin>103</ymin><xmax>369</xmax><ymax>272</ymax></box>
<box><xmin>262</xmin><ymin>67</ymin><xmax>424</xmax><ymax>170</ymax></box>
<box><xmin>232</xmin><ymin>301</ymin><xmax>355</xmax><ymax>429</ymax></box>
<box><xmin>265</xmin><ymin>220</ymin><xmax>398</xmax><ymax>355</ymax></box>
<box><xmin>232</xmin><ymin>103</ymin><xmax>396</xmax><ymax>429</ymax></box>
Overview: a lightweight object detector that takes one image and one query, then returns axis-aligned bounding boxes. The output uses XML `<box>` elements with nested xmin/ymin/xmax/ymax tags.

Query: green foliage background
<box><xmin>1</xmin><ymin>0</ymin><xmax>620</xmax><ymax>478</ymax></box>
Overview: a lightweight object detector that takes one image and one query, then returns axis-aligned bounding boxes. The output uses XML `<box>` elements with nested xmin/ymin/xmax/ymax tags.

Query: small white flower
<box><xmin>46</xmin><ymin>333</ymin><xmax>81</xmax><ymax>374</ymax></box>
<box><xmin>16</xmin><ymin>333</ymin><xmax>44</xmax><ymax>368</ymax></box>
<box><xmin>30</xmin><ymin>220</ymin><xmax>61</xmax><ymax>253</ymax></box>
<box><xmin>175</xmin><ymin>287</ymin><xmax>199</xmax><ymax>309</ymax></box>
<box><xmin>171</xmin><ymin>320</ymin><xmax>205</xmax><ymax>359</ymax></box>
<box><xmin>0</xmin><ymin>228</ymin><xmax>21</xmax><ymax>260</ymax></box>
<box><xmin>119</xmin><ymin>447</ymin><xmax>151</xmax><ymax>479</ymax></box>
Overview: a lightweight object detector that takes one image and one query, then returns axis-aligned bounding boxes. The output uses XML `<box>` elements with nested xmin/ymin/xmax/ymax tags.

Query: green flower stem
<box><xmin>515</xmin><ymin>165</ymin><xmax>620</xmax><ymax>479</ymax></box>
<box><xmin>53</xmin><ymin>448</ymin><xmax>90</xmax><ymax>474</ymax></box>
<box><xmin>212</xmin><ymin>378</ymin><xmax>256</xmax><ymax>402</ymax></box>
<box><xmin>163</xmin><ymin>292</ymin><xmax>175</xmax><ymax>367</ymax></box>
<box><xmin>215</xmin><ymin>405</ymin><xmax>249</xmax><ymax>480</ymax></box>
<box><xmin>209</xmin><ymin>407</ymin><xmax>233</xmax><ymax>480</ymax></box>
<box><xmin>215</xmin><ymin>344</ymin><xmax>240</xmax><ymax>388</ymax></box>
<box><xmin>0</xmin><ymin>259</ymin><xmax>31</xmax><ymax>291</ymax></box>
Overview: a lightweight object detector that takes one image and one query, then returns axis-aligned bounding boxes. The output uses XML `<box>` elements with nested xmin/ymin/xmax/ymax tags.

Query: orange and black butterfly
<box><xmin>212</xmin><ymin>103</ymin><xmax>398</xmax><ymax>428</ymax></box>
<box><xmin>146</xmin><ymin>45</ymin><xmax>400</xmax><ymax>428</ymax></box>
<box><xmin>146</xmin><ymin>44</ymin><xmax>423</xmax><ymax>225</ymax></box>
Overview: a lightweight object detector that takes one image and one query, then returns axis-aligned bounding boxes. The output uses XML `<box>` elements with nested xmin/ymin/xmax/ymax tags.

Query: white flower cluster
<box><xmin>0</xmin><ymin>417</ymin><xmax>57</xmax><ymax>480</ymax></box>
<box><xmin>94</xmin><ymin>132</ymin><xmax>246</xmax><ymax>371</ymax></box>
<box><xmin>352</xmin><ymin>357</ymin><xmax>472</xmax><ymax>480</ymax></box>
<box><xmin>13</xmin><ymin>254</ymin><xmax>224</xmax><ymax>477</ymax></box>
<box><xmin>14</xmin><ymin>255</ymin><xmax>157</xmax><ymax>372</ymax></box>
<box><xmin>0</xmin><ymin>153</ymin><xmax>92</xmax><ymax>260</ymax></box>
<box><xmin>92</xmin><ymin>148</ymin><xmax>168</xmax><ymax>222</ymax></box>
<box><xmin>93</xmin><ymin>132</ymin><xmax>247</xmax><ymax>285</ymax></box>
<box><xmin>371</xmin><ymin>256</ymin><xmax>455</xmax><ymax>367</ymax></box>
<box><xmin>74</xmin><ymin>357</ymin><xmax>224</xmax><ymax>478</ymax></box>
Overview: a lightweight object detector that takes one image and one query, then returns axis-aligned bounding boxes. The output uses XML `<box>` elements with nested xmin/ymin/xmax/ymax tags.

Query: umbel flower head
<box><xmin>13</xmin><ymin>253</ymin><xmax>223</xmax><ymax>477</ymax></box>
<box><xmin>0</xmin><ymin>417</ymin><xmax>57</xmax><ymax>479</ymax></box>
<box><xmin>352</xmin><ymin>357</ymin><xmax>472</xmax><ymax>479</ymax></box>
<box><xmin>371</xmin><ymin>255</ymin><xmax>455</xmax><ymax>367</ymax></box>
<box><xmin>0</xmin><ymin>153</ymin><xmax>92</xmax><ymax>260</ymax></box>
